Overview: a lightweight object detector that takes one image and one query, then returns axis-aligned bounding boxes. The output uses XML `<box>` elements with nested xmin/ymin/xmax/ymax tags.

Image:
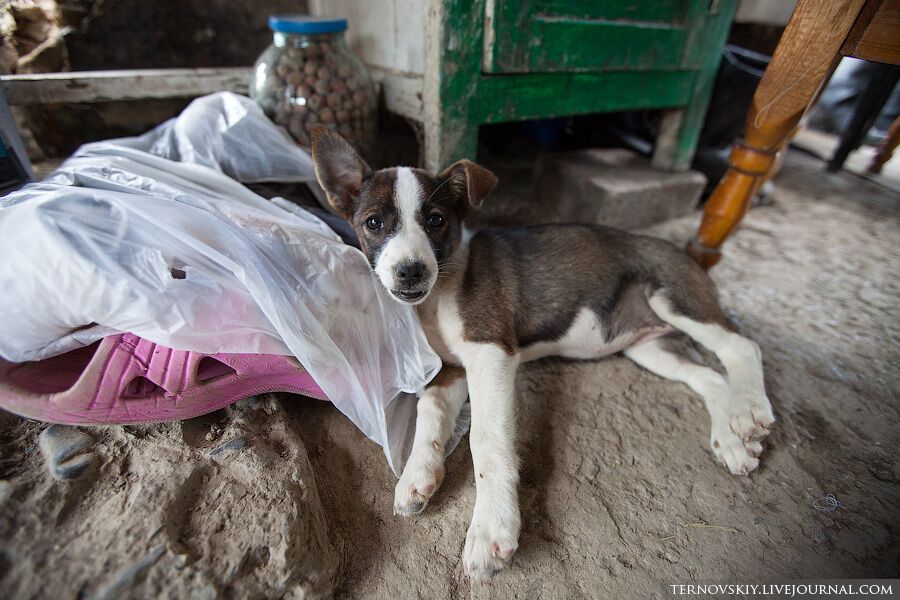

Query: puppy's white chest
<box><xmin>417</xmin><ymin>292</ymin><xmax>463</xmax><ymax>365</ymax></box>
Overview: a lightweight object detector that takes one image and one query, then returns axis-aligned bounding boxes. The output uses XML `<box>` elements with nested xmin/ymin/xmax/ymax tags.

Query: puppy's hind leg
<box><xmin>394</xmin><ymin>366</ymin><xmax>468</xmax><ymax>516</ymax></box>
<box><xmin>625</xmin><ymin>339</ymin><xmax>762</xmax><ymax>475</ymax></box>
<box><xmin>648</xmin><ymin>292</ymin><xmax>775</xmax><ymax>443</ymax></box>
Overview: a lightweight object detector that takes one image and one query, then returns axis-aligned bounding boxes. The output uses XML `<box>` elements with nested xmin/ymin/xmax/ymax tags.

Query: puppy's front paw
<box><xmin>729</xmin><ymin>391</ymin><xmax>775</xmax><ymax>442</ymax></box>
<box><xmin>394</xmin><ymin>449</ymin><xmax>445</xmax><ymax>516</ymax></box>
<box><xmin>463</xmin><ymin>512</ymin><xmax>519</xmax><ymax>580</ymax></box>
<box><xmin>712</xmin><ymin>426</ymin><xmax>763</xmax><ymax>476</ymax></box>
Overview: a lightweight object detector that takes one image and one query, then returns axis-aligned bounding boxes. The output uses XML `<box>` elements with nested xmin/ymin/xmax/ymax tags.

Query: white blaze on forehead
<box><xmin>395</xmin><ymin>166</ymin><xmax>422</xmax><ymax>225</ymax></box>
<box><xmin>373</xmin><ymin>167</ymin><xmax>439</xmax><ymax>298</ymax></box>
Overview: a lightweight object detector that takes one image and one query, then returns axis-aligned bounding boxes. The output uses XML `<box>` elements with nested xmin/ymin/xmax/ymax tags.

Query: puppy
<box><xmin>310</xmin><ymin>126</ymin><xmax>775</xmax><ymax>579</ymax></box>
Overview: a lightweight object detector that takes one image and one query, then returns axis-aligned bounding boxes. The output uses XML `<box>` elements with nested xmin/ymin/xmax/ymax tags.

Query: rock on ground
<box><xmin>533</xmin><ymin>148</ymin><xmax>706</xmax><ymax>230</ymax></box>
<box><xmin>0</xmin><ymin>151</ymin><xmax>897</xmax><ymax>598</ymax></box>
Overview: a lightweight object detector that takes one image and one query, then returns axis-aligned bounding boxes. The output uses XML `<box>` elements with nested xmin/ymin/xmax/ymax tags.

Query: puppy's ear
<box><xmin>439</xmin><ymin>159</ymin><xmax>498</xmax><ymax>210</ymax></box>
<box><xmin>310</xmin><ymin>126</ymin><xmax>372</xmax><ymax>218</ymax></box>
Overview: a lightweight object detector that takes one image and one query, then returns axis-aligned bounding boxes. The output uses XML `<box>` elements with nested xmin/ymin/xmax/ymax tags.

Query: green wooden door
<box><xmin>485</xmin><ymin>0</ymin><xmax>708</xmax><ymax>73</ymax></box>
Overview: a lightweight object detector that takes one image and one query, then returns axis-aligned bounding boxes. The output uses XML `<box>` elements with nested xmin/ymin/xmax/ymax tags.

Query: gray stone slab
<box><xmin>534</xmin><ymin>148</ymin><xmax>706</xmax><ymax>230</ymax></box>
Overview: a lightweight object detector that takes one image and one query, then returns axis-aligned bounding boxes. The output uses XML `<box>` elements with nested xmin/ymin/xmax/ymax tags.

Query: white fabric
<box><xmin>0</xmin><ymin>93</ymin><xmax>444</xmax><ymax>474</ymax></box>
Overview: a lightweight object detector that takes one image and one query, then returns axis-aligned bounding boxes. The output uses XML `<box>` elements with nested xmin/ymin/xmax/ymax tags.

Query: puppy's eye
<box><xmin>427</xmin><ymin>213</ymin><xmax>445</xmax><ymax>229</ymax></box>
<box><xmin>365</xmin><ymin>216</ymin><xmax>384</xmax><ymax>231</ymax></box>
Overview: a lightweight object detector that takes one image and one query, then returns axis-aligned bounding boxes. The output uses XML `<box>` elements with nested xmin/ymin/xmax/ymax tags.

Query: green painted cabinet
<box><xmin>311</xmin><ymin>0</ymin><xmax>737</xmax><ymax>173</ymax></box>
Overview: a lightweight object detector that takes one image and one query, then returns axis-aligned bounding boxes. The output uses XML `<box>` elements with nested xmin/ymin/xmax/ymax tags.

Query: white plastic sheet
<box><xmin>0</xmin><ymin>93</ymin><xmax>444</xmax><ymax>473</ymax></box>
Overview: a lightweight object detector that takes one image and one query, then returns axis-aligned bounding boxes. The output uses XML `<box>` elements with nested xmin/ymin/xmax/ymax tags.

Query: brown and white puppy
<box><xmin>310</xmin><ymin>126</ymin><xmax>775</xmax><ymax>580</ymax></box>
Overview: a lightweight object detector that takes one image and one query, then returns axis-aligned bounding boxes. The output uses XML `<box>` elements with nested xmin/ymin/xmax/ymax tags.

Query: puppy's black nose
<box><xmin>394</xmin><ymin>260</ymin><xmax>426</xmax><ymax>286</ymax></box>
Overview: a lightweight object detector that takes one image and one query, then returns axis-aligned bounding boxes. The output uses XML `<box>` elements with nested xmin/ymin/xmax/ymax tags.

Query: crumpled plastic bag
<box><xmin>0</xmin><ymin>92</ymin><xmax>447</xmax><ymax>474</ymax></box>
<box><xmin>111</xmin><ymin>91</ymin><xmax>318</xmax><ymax>184</ymax></box>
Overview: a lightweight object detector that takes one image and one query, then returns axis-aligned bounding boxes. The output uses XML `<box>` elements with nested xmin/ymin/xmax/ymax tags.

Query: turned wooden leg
<box><xmin>686</xmin><ymin>143</ymin><xmax>777</xmax><ymax>267</ymax></box>
<box><xmin>687</xmin><ymin>0</ymin><xmax>868</xmax><ymax>269</ymax></box>
<box><xmin>868</xmin><ymin>115</ymin><xmax>900</xmax><ymax>174</ymax></box>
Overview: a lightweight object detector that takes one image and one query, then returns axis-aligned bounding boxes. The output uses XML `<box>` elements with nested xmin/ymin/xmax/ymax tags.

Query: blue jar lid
<box><xmin>268</xmin><ymin>16</ymin><xmax>348</xmax><ymax>34</ymax></box>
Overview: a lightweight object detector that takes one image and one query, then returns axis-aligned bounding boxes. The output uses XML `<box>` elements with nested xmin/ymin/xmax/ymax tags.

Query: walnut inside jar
<box><xmin>251</xmin><ymin>16</ymin><xmax>375</xmax><ymax>153</ymax></box>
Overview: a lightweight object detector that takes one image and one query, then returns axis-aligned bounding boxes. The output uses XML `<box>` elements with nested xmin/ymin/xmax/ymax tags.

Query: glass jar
<box><xmin>250</xmin><ymin>16</ymin><xmax>376</xmax><ymax>155</ymax></box>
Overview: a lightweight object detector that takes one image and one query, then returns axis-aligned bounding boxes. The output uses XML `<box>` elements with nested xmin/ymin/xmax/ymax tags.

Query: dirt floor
<box><xmin>0</xmin><ymin>150</ymin><xmax>898</xmax><ymax>598</ymax></box>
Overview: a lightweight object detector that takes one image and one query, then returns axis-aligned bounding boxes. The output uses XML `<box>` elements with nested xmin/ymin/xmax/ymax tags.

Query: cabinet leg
<box><xmin>651</xmin><ymin>68</ymin><xmax>720</xmax><ymax>172</ymax></box>
<box><xmin>423</xmin><ymin>0</ymin><xmax>485</xmax><ymax>174</ymax></box>
<box><xmin>652</xmin><ymin>1</ymin><xmax>737</xmax><ymax>173</ymax></box>
<box><xmin>652</xmin><ymin>109</ymin><xmax>687</xmax><ymax>171</ymax></box>
<box><xmin>652</xmin><ymin>70</ymin><xmax>718</xmax><ymax>173</ymax></box>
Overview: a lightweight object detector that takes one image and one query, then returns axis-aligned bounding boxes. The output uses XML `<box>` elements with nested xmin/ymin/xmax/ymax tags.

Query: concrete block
<box><xmin>534</xmin><ymin>149</ymin><xmax>706</xmax><ymax>230</ymax></box>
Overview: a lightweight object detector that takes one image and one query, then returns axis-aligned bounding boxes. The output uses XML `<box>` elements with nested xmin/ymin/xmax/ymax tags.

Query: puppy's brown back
<box><xmin>457</xmin><ymin>224</ymin><xmax>730</xmax><ymax>352</ymax></box>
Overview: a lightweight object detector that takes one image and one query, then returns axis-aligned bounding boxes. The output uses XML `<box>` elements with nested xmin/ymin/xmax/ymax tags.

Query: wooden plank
<box><xmin>475</xmin><ymin>70</ymin><xmax>695</xmax><ymax>123</ymax></box>
<box><xmin>525</xmin><ymin>18</ymin><xmax>687</xmax><ymax>73</ymax></box>
<box><xmin>842</xmin><ymin>0</ymin><xmax>900</xmax><ymax>65</ymax></box>
<box><xmin>1</xmin><ymin>68</ymin><xmax>251</xmax><ymax>105</ymax></box>
<box><xmin>486</xmin><ymin>0</ymin><xmax>697</xmax><ymax>73</ymax></box>
<box><xmin>535</xmin><ymin>0</ymin><xmax>692</xmax><ymax>22</ymax></box>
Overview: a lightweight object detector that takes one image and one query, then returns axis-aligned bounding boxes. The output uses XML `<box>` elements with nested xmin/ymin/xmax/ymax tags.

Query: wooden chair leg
<box><xmin>761</xmin><ymin>132</ymin><xmax>793</xmax><ymax>187</ymax></box>
<box><xmin>868</xmin><ymin>115</ymin><xmax>900</xmax><ymax>174</ymax></box>
<box><xmin>686</xmin><ymin>0</ymin><xmax>868</xmax><ymax>269</ymax></box>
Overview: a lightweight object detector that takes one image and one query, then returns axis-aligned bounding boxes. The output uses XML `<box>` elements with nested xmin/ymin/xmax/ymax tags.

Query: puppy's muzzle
<box><xmin>392</xmin><ymin>260</ymin><xmax>431</xmax><ymax>302</ymax></box>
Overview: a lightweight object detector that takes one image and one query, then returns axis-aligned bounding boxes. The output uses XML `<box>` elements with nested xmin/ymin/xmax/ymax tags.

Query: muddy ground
<box><xmin>0</xmin><ymin>151</ymin><xmax>897</xmax><ymax>598</ymax></box>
